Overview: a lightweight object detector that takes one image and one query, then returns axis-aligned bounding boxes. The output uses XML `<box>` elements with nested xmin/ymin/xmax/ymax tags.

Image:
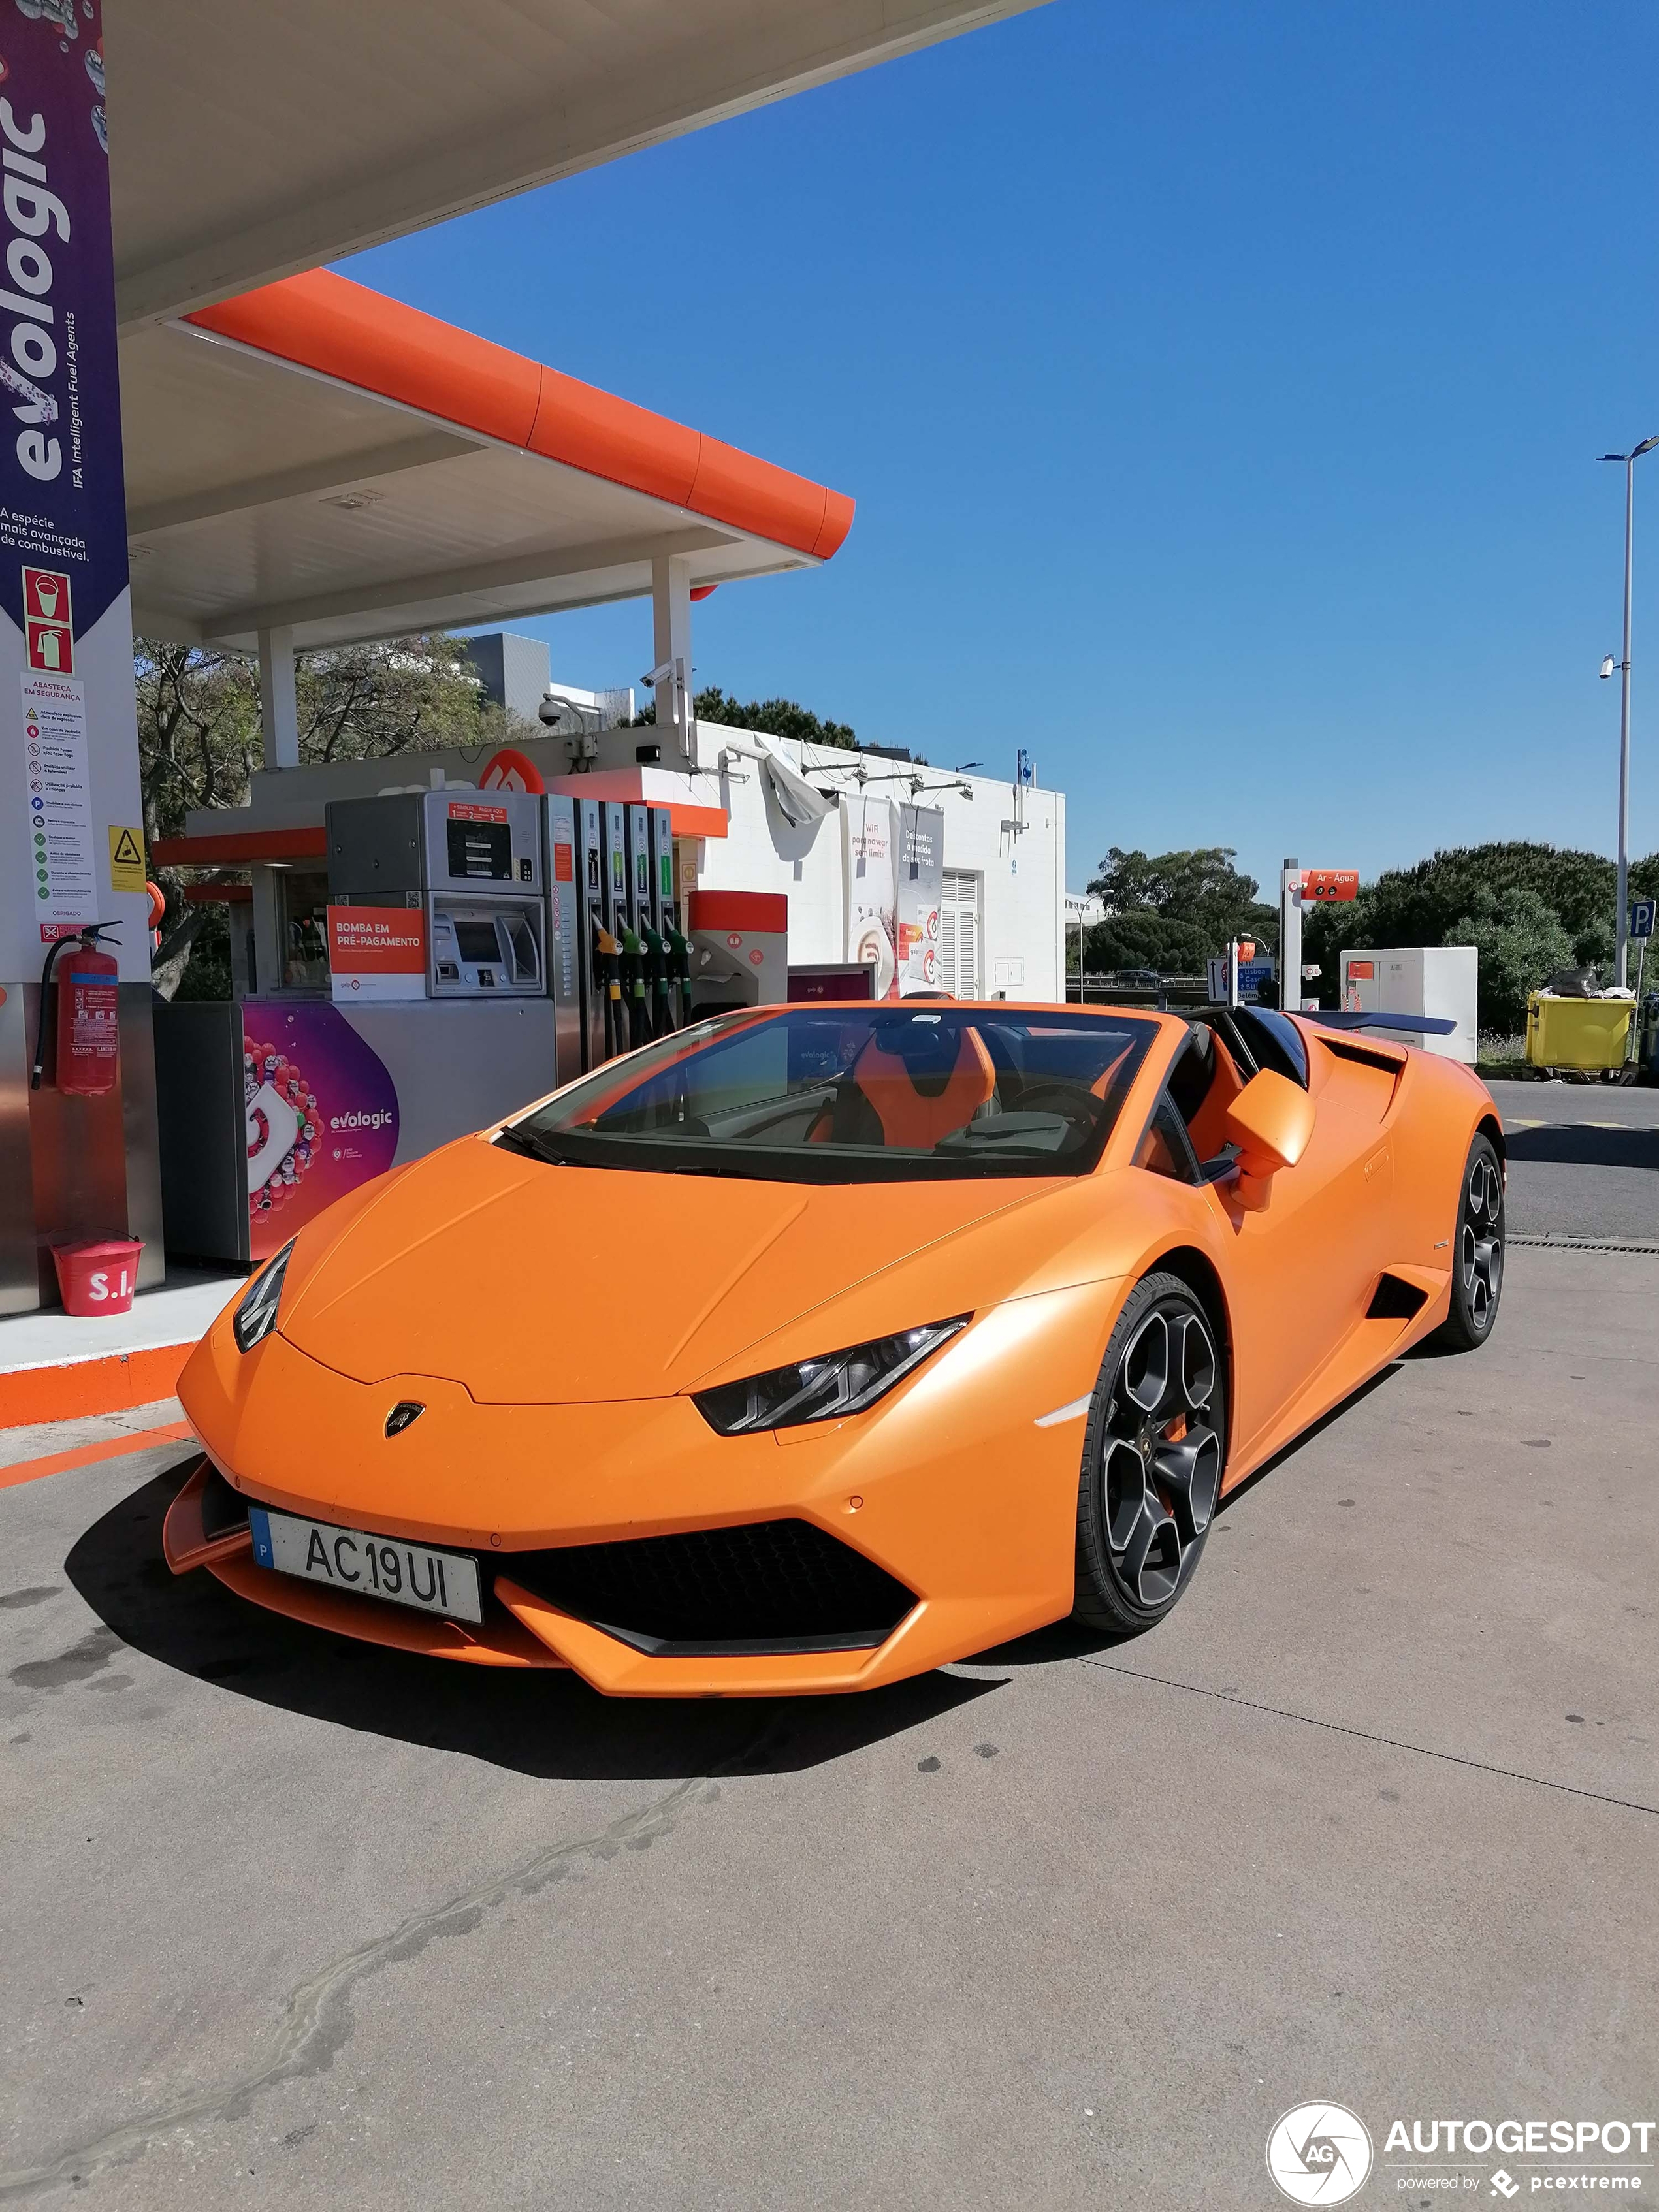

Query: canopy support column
<box><xmin>651</xmin><ymin>556</ymin><xmax>695</xmax><ymax>765</ymax></box>
<box><xmin>258</xmin><ymin>626</ymin><xmax>299</xmax><ymax>771</ymax></box>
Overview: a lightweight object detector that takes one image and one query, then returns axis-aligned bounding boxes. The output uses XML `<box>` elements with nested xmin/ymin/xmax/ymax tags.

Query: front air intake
<box><xmin>499</xmin><ymin>1519</ymin><xmax>916</xmax><ymax>1658</ymax></box>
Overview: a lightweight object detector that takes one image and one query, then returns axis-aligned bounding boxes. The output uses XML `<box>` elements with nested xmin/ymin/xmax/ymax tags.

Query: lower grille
<box><xmin>199</xmin><ymin>1464</ymin><xmax>251</xmax><ymax>1541</ymax></box>
<box><xmin>500</xmin><ymin>1518</ymin><xmax>916</xmax><ymax>1658</ymax></box>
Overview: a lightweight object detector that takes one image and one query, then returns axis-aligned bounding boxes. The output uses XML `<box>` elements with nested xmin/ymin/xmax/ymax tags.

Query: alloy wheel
<box><xmin>1099</xmin><ymin>1302</ymin><xmax>1223</xmax><ymax>1607</ymax></box>
<box><xmin>1460</xmin><ymin>1151</ymin><xmax>1504</xmax><ymax>1328</ymax></box>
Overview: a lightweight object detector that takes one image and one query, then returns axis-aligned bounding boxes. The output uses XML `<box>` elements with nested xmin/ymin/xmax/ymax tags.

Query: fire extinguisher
<box><xmin>30</xmin><ymin>922</ymin><xmax>123</xmax><ymax>1097</ymax></box>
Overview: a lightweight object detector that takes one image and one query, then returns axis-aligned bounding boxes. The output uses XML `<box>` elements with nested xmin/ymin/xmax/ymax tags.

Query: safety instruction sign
<box><xmin>24</xmin><ymin>671</ymin><xmax>96</xmax><ymax>938</ymax></box>
<box><xmin>108</xmin><ymin>824</ymin><xmax>146</xmax><ymax>893</ymax></box>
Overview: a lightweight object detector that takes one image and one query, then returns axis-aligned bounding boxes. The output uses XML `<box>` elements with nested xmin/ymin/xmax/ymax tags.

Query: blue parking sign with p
<box><xmin>1632</xmin><ymin>898</ymin><xmax>1656</xmax><ymax>940</ymax></box>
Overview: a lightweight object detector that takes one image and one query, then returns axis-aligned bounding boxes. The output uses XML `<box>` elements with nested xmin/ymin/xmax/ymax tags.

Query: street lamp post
<box><xmin>1600</xmin><ymin>436</ymin><xmax>1659</xmax><ymax>991</ymax></box>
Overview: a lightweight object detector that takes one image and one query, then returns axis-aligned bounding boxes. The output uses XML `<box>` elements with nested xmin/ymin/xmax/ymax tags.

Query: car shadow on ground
<box><xmin>63</xmin><ymin>1464</ymin><xmax>1001</xmax><ymax>1783</ymax></box>
<box><xmin>1506</xmin><ymin>1125</ymin><xmax>1658</xmax><ymax>1170</ymax></box>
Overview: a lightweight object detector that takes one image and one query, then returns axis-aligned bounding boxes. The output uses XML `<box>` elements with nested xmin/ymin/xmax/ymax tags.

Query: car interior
<box><xmin>1131</xmin><ymin>1006</ymin><xmax>1311</xmax><ymax>1186</ymax></box>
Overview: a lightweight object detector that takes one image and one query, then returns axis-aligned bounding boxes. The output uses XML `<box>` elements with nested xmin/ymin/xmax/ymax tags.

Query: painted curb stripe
<box><xmin>0</xmin><ymin>1420</ymin><xmax>194</xmax><ymax>1492</ymax></box>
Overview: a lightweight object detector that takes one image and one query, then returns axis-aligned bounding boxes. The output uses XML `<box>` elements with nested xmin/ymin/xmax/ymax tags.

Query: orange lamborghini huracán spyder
<box><xmin>164</xmin><ymin>1002</ymin><xmax>1505</xmax><ymax>1696</ymax></box>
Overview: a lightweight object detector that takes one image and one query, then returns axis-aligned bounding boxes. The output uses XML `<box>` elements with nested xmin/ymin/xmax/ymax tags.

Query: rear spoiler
<box><xmin>1300</xmin><ymin>1010</ymin><xmax>1459</xmax><ymax>1037</ymax></box>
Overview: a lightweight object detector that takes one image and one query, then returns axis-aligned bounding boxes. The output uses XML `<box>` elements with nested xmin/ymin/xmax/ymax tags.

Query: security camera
<box><xmin>1600</xmin><ymin>656</ymin><xmax>1617</xmax><ymax>680</ymax></box>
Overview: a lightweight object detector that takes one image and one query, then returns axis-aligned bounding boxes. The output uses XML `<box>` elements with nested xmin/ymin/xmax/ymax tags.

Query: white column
<box><xmin>651</xmin><ymin>555</ymin><xmax>694</xmax><ymax>762</ymax></box>
<box><xmin>257</xmin><ymin>625</ymin><xmax>299</xmax><ymax>771</ymax></box>
<box><xmin>1279</xmin><ymin>858</ymin><xmax>1302</xmax><ymax>1013</ymax></box>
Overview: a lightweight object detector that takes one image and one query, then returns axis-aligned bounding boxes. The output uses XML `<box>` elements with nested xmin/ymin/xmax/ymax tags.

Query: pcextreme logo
<box><xmin>1267</xmin><ymin>2103</ymin><xmax>1374</xmax><ymax>2205</ymax></box>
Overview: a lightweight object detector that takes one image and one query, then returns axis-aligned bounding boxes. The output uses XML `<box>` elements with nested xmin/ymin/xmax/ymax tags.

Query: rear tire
<box><xmin>1433</xmin><ymin>1134</ymin><xmax>1505</xmax><ymax>1351</ymax></box>
<box><xmin>1073</xmin><ymin>1272</ymin><xmax>1227</xmax><ymax>1637</ymax></box>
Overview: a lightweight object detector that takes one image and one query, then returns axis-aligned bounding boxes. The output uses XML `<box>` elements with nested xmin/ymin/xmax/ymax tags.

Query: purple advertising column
<box><xmin>0</xmin><ymin>10</ymin><xmax>161</xmax><ymax>1312</ymax></box>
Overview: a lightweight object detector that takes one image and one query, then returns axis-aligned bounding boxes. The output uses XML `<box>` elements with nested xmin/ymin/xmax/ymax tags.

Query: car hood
<box><xmin>278</xmin><ymin>1135</ymin><xmax>1043</xmax><ymax>1403</ymax></box>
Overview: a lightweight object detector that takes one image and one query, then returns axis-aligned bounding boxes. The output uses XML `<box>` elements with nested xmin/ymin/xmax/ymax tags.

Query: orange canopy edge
<box><xmin>187</xmin><ymin>271</ymin><xmax>856</xmax><ymax>564</ymax></box>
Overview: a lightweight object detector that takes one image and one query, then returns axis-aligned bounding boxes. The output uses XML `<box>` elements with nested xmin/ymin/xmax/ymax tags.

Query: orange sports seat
<box><xmin>852</xmin><ymin>1025</ymin><xmax>997</xmax><ymax>1149</ymax></box>
<box><xmin>1184</xmin><ymin>1032</ymin><xmax>1246</xmax><ymax>1162</ymax></box>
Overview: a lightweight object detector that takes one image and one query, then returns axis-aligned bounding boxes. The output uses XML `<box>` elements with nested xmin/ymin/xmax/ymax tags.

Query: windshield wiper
<box><xmin>494</xmin><ymin>1125</ymin><xmax>607</xmax><ymax>1169</ymax></box>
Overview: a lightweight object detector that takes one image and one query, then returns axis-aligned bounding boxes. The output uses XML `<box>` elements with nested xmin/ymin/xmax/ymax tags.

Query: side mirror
<box><xmin>1221</xmin><ymin>1069</ymin><xmax>1315</xmax><ymax>1206</ymax></box>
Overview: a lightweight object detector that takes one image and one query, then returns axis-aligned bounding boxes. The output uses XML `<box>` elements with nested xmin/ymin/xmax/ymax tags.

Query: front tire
<box><xmin>1073</xmin><ymin>1273</ymin><xmax>1227</xmax><ymax>1636</ymax></box>
<box><xmin>1434</xmin><ymin>1134</ymin><xmax>1505</xmax><ymax>1351</ymax></box>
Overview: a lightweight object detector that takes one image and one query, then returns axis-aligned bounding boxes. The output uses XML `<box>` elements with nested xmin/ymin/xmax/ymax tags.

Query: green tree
<box><xmin>1081</xmin><ymin>912</ymin><xmax>1215</xmax><ymax>975</ymax></box>
<box><xmin>1084</xmin><ymin>846</ymin><xmax>1276</xmax><ymax>974</ymax></box>
<box><xmin>1301</xmin><ymin>841</ymin><xmax>1659</xmax><ymax>1029</ymax></box>
<box><xmin>1442</xmin><ymin>886</ymin><xmax>1575</xmax><ymax>1033</ymax></box>
<box><xmin>632</xmin><ymin>686</ymin><xmax>858</xmax><ymax>749</ymax></box>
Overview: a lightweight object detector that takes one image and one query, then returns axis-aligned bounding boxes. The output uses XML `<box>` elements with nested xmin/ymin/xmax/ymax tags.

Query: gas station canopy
<box><xmin>122</xmin><ymin>272</ymin><xmax>854</xmax><ymax>652</ymax></box>
<box><xmin>109</xmin><ymin>0</ymin><xmax>1050</xmax><ymax>330</ymax></box>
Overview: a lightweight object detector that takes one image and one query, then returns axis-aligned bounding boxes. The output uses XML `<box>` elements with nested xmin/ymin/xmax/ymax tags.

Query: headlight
<box><xmin>233</xmin><ymin>1240</ymin><xmax>296</xmax><ymax>1353</ymax></box>
<box><xmin>694</xmin><ymin>1315</ymin><xmax>969</xmax><ymax>1435</ymax></box>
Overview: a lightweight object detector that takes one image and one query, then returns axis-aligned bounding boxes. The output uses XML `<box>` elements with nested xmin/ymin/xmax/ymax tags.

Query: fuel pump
<box><xmin>641</xmin><ymin>804</ymin><xmax>679</xmax><ymax>1031</ymax></box>
<box><xmin>624</xmin><ymin>803</ymin><xmax>665</xmax><ymax>1042</ymax></box>
<box><xmin>539</xmin><ymin>793</ymin><xmax>583</xmax><ymax>1089</ymax></box>
<box><xmin>30</xmin><ymin>922</ymin><xmax>123</xmax><ymax>1096</ymax></box>
<box><xmin>572</xmin><ymin>797</ymin><xmax>609</xmax><ymax>1070</ymax></box>
<box><xmin>600</xmin><ymin>802</ymin><xmax>636</xmax><ymax>1057</ymax></box>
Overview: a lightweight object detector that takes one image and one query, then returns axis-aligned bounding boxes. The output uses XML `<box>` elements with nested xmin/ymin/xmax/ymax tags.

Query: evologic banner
<box><xmin>0</xmin><ymin>0</ymin><xmax>147</xmax><ymax>982</ymax></box>
<box><xmin>895</xmin><ymin>803</ymin><xmax>944</xmax><ymax>993</ymax></box>
<box><xmin>841</xmin><ymin>792</ymin><xmax>898</xmax><ymax>999</ymax></box>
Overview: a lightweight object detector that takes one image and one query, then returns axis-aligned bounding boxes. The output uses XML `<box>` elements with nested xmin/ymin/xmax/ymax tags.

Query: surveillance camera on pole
<box><xmin>639</xmin><ymin>657</ymin><xmax>693</xmax><ymax>760</ymax></box>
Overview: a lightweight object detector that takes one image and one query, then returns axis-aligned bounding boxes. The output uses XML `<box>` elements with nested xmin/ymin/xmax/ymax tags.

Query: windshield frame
<box><xmin>500</xmin><ymin>1005</ymin><xmax>1163</xmax><ymax>1185</ymax></box>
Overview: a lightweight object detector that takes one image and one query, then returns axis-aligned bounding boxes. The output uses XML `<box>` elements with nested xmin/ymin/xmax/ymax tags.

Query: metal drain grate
<box><xmin>1510</xmin><ymin>1234</ymin><xmax>1659</xmax><ymax>1254</ymax></box>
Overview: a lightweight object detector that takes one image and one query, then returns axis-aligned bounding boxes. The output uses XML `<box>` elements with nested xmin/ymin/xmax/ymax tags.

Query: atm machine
<box><xmin>325</xmin><ymin>789</ymin><xmax>547</xmax><ymax>997</ymax></box>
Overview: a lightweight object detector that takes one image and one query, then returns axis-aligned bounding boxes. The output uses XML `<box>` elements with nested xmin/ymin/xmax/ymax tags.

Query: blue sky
<box><xmin>346</xmin><ymin>0</ymin><xmax>1659</xmax><ymax>901</ymax></box>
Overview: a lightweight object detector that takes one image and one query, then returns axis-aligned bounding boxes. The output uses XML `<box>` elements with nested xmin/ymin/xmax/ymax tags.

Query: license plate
<box><xmin>248</xmin><ymin>1507</ymin><xmax>483</xmax><ymax>1625</ymax></box>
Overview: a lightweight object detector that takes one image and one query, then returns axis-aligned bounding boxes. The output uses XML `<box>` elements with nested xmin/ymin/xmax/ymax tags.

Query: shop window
<box><xmin>274</xmin><ymin>869</ymin><xmax>331</xmax><ymax>993</ymax></box>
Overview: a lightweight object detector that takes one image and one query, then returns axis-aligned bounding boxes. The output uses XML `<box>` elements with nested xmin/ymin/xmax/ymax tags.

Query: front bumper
<box><xmin>170</xmin><ymin>1283</ymin><xmax>1114</xmax><ymax>1696</ymax></box>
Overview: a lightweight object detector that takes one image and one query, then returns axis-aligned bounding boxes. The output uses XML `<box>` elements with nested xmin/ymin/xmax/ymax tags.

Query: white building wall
<box><xmin>684</xmin><ymin>726</ymin><xmax>1065</xmax><ymax>1002</ymax></box>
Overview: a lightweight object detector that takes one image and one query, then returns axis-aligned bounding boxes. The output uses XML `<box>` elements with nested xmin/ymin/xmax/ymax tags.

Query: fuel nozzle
<box><xmin>639</xmin><ymin>920</ymin><xmax>669</xmax><ymax>1042</ymax></box>
<box><xmin>619</xmin><ymin>922</ymin><xmax>649</xmax><ymax>1050</ymax></box>
<box><xmin>593</xmin><ymin>921</ymin><xmax>622</xmax><ymax>1061</ymax></box>
<box><xmin>664</xmin><ymin>918</ymin><xmax>692</xmax><ymax>1028</ymax></box>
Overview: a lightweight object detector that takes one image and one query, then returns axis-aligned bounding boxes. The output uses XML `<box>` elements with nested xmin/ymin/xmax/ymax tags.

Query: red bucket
<box><xmin>51</xmin><ymin>1239</ymin><xmax>144</xmax><ymax>1317</ymax></box>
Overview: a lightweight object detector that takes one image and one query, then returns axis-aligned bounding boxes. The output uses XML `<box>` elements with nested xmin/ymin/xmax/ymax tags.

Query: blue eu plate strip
<box><xmin>249</xmin><ymin>1507</ymin><xmax>273</xmax><ymax>1569</ymax></box>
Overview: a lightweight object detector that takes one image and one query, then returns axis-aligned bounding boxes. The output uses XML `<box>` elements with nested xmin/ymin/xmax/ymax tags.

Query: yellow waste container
<box><xmin>1525</xmin><ymin>992</ymin><xmax>1633</xmax><ymax>1072</ymax></box>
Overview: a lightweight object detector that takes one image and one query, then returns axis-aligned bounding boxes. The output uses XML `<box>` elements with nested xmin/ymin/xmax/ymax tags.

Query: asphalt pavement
<box><xmin>1487</xmin><ymin>1075</ymin><xmax>1659</xmax><ymax>1243</ymax></box>
<box><xmin>1</xmin><ymin>1230</ymin><xmax>1654</xmax><ymax>2211</ymax></box>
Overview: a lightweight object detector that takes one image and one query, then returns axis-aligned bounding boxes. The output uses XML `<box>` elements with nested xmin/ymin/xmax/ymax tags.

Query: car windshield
<box><xmin>502</xmin><ymin>1006</ymin><xmax>1159</xmax><ymax>1183</ymax></box>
